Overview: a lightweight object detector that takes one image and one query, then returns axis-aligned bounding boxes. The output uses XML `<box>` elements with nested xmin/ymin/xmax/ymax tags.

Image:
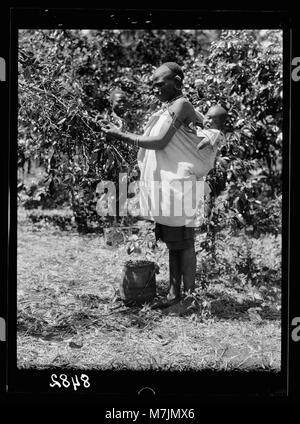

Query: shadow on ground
<box><xmin>154</xmin><ymin>277</ymin><xmax>280</xmax><ymax>320</ymax></box>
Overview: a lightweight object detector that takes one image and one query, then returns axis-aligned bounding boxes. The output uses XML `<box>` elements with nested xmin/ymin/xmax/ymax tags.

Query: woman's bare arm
<box><xmin>101</xmin><ymin>99</ymin><xmax>194</xmax><ymax>150</ymax></box>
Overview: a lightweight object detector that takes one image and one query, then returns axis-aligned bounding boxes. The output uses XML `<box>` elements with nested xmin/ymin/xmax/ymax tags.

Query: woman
<box><xmin>101</xmin><ymin>62</ymin><xmax>206</xmax><ymax>307</ymax></box>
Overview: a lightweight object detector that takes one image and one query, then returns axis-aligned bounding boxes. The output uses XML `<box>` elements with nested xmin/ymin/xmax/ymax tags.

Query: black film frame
<box><xmin>1</xmin><ymin>7</ymin><xmax>299</xmax><ymax>404</ymax></box>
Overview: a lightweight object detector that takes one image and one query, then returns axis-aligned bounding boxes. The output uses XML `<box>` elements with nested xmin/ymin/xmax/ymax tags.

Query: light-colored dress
<box><xmin>137</xmin><ymin>108</ymin><xmax>224</xmax><ymax>227</ymax></box>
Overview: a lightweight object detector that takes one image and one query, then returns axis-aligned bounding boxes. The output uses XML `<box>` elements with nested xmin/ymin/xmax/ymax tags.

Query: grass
<box><xmin>17</xmin><ymin>207</ymin><xmax>281</xmax><ymax>371</ymax></box>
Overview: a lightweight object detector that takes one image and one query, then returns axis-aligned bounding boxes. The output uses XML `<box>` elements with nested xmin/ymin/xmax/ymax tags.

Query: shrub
<box><xmin>18</xmin><ymin>29</ymin><xmax>282</xmax><ymax>235</ymax></box>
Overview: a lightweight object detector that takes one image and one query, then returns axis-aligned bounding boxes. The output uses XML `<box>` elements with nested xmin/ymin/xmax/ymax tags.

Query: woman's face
<box><xmin>151</xmin><ymin>67</ymin><xmax>178</xmax><ymax>102</ymax></box>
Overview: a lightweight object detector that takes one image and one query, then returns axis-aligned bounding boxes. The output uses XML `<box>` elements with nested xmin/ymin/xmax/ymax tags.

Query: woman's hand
<box><xmin>100</xmin><ymin>121</ymin><xmax>121</xmax><ymax>139</ymax></box>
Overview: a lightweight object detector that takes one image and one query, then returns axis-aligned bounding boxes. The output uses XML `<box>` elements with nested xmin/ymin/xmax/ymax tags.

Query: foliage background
<box><xmin>18</xmin><ymin>29</ymin><xmax>282</xmax><ymax>236</ymax></box>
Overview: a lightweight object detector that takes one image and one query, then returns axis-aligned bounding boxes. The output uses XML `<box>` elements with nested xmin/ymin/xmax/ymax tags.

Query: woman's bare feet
<box><xmin>151</xmin><ymin>296</ymin><xmax>180</xmax><ymax>309</ymax></box>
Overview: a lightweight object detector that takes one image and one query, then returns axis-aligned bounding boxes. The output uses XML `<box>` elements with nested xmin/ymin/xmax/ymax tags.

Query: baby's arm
<box><xmin>197</xmin><ymin>138</ymin><xmax>212</xmax><ymax>150</ymax></box>
<box><xmin>197</xmin><ymin>129</ymin><xmax>224</xmax><ymax>151</ymax></box>
<box><xmin>195</xmin><ymin>110</ymin><xmax>205</xmax><ymax>124</ymax></box>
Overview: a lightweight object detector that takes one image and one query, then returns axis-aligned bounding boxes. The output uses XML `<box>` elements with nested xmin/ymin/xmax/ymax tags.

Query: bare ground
<box><xmin>17</xmin><ymin>208</ymin><xmax>281</xmax><ymax>371</ymax></box>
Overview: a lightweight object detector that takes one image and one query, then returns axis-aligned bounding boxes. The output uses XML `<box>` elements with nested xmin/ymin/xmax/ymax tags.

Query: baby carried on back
<box><xmin>137</xmin><ymin>103</ymin><xmax>227</xmax><ymax>226</ymax></box>
<box><xmin>172</xmin><ymin>104</ymin><xmax>227</xmax><ymax>179</ymax></box>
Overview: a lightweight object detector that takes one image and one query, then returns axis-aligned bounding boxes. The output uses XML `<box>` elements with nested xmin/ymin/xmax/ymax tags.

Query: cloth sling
<box><xmin>137</xmin><ymin>107</ymin><xmax>224</xmax><ymax>227</ymax></box>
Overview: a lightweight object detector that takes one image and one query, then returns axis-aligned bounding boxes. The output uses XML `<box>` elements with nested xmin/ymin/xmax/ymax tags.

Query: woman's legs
<box><xmin>167</xmin><ymin>244</ymin><xmax>196</xmax><ymax>301</ymax></box>
<box><xmin>180</xmin><ymin>244</ymin><xmax>196</xmax><ymax>294</ymax></box>
<box><xmin>153</xmin><ymin>224</ymin><xmax>196</xmax><ymax>308</ymax></box>
<box><xmin>167</xmin><ymin>249</ymin><xmax>182</xmax><ymax>301</ymax></box>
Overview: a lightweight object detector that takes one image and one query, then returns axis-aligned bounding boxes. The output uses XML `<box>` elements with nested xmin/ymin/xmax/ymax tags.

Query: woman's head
<box><xmin>151</xmin><ymin>62</ymin><xmax>184</xmax><ymax>102</ymax></box>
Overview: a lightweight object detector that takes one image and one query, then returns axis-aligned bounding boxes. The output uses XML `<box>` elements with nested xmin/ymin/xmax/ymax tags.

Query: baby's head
<box><xmin>203</xmin><ymin>105</ymin><xmax>228</xmax><ymax>130</ymax></box>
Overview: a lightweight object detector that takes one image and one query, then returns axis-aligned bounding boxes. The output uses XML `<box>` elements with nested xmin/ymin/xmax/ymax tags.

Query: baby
<box><xmin>188</xmin><ymin>105</ymin><xmax>227</xmax><ymax>178</ymax></box>
<box><xmin>196</xmin><ymin>105</ymin><xmax>227</xmax><ymax>149</ymax></box>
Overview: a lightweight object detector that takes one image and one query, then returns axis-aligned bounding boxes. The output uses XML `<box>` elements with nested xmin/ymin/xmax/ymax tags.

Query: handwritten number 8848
<box><xmin>49</xmin><ymin>374</ymin><xmax>90</xmax><ymax>390</ymax></box>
